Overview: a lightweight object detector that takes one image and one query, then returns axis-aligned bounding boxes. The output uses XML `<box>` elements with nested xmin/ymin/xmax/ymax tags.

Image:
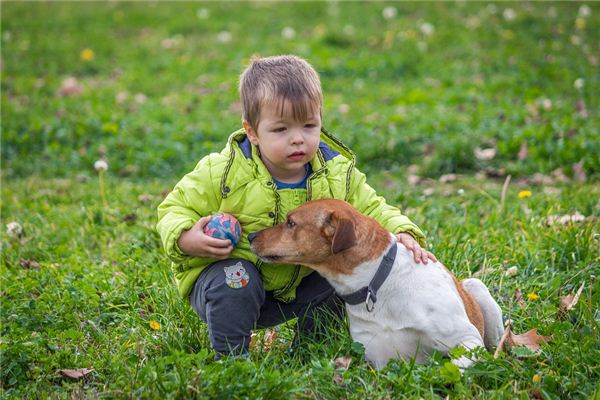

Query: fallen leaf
<box><xmin>545</xmin><ymin>212</ymin><xmax>586</xmax><ymax>226</ymax></box>
<box><xmin>572</xmin><ymin>161</ymin><xmax>586</xmax><ymax>182</ymax></box>
<box><xmin>262</xmin><ymin>329</ymin><xmax>278</xmax><ymax>352</ymax></box>
<box><xmin>474</xmin><ymin>147</ymin><xmax>497</xmax><ymax>161</ymax></box>
<box><xmin>558</xmin><ymin>282</ymin><xmax>585</xmax><ymax>318</ymax></box>
<box><xmin>507</xmin><ymin>329</ymin><xmax>552</xmax><ymax>352</ymax></box>
<box><xmin>514</xmin><ymin>289</ymin><xmax>526</xmax><ymax>308</ymax></box>
<box><xmin>58</xmin><ymin>368</ymin><xmax>94</xmax><ymax>380</ymax></box>
<box><xmin>407</xmin><ymin>174</ymin><xmax>421</xmax><ymax>186</ymax></box>
<box><xmin>576</xmin><ymin>99</ymin><xmax>589</xmax><ymax>118</ymax></box>
<box><xmin>517</xmin><ymin>141</ymin><xmax>528</xmax><ymax>160</ymax></box>
<box><xmin>250</xmin><ymin>329</ymin><xmax>278</xmax><ymax>352</ymax></box>
<box><xmin>333</xmin><ymin>372</ymin><xmax>345</xmax><ymax>386</ymax></box>
<box><xmin>19</xmin><ymin>259</ymin><xmax>40</xmax><ymax>270</ymax></box>
<box><xmin>439</xmin><ymin>174</ymin><xmax>457</xmax><ymax>183</ymax></box>
<box><xmin>334</xmin><ymin>356</ymin><xmax>352</xmax><ymax>370</ymax></box>
<box><xmin>58</xmin><ymin>77</ymin><xmax>82</xmax><ymax>97</ymax></box>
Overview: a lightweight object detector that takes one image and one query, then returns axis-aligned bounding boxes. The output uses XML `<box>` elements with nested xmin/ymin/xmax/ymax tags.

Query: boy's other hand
<box><xmin>177</xmin><ymin>216</ymin><xmax>234</xmax><ymax>259</ymax></box>
<box><xmin>395</xmin><ymin>233</ymin><xmax>437</xmax><ymax>265</ymax></box>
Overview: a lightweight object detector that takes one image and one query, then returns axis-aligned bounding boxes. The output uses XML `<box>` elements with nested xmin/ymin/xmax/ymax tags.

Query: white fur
<box><xmin>321</xmin><ymin>235</ymin><xmax>503</xmax><ymax>369</ymax></box>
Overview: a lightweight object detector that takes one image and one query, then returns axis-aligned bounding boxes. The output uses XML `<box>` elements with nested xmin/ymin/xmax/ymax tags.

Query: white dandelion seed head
<box><xmin>6</xmin><ymin>222</ymin><xmax>24</xmax><ymax>238</ymax></box>
<box><xmin>196</xmin><ymin>8</ymin><xmax>210</xmax><ymax>19</ymax></box>
<box><xmin>420</xmin><ymin>22</ymin><xmax>435</xmax><ymax>36</ymax></box>
<box><xmin>281</xmin><ymin>27</ymin><xmax>296</xmax><ymax>40</ymax></box>
<box><xmin>578</xmin><ymin>5</ymin><xmax>591</xmax><ymax>18</ymax></box>
<box><xmin>503</xmin><ymin>8</ymin><xmax>516</xmax><ymax>21</ymax></box>
<box><xmin>94</xmin><ymin>160</ymin><xmax>109</xmax><ymax>172</ymax></box>
<box><xmin>382</xmin><ymin>6</ymin><xmax>398</xmax><ymax>20</ymax></box>
<box><xmin>134</xmin><ymin>93</ymin><xmax>147</xmax><ymax>104</ymax></box>
<box><xmin>217</xmin><ymin>31</ymin><xmax>232</xmax><ymax>43</ymax></box>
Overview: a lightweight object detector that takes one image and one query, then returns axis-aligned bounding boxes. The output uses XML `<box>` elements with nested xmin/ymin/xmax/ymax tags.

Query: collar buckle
<box><xmin>365</xmin><ymin>288</ymin><xmax>376</xmax><ymax>312</ymax></box>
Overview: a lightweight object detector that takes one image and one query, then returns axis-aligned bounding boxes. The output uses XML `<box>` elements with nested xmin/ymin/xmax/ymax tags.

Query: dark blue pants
<box><xmin>189</xmin><ymin>259</ymin><xmax>344</xmax><ymax>356</ymax></box>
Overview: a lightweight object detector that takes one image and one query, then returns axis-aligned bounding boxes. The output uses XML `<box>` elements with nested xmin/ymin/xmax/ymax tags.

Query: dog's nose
<box><xmin>248</xmin><ymin>232</ymin><xmax>257</xmax><ymax>243</ymax></box>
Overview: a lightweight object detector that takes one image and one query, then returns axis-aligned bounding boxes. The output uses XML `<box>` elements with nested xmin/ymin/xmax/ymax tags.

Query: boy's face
<box><xmin>244</xmin><ymin>100</ymin><xmax>321</xmax><ymax>183</ymax></box>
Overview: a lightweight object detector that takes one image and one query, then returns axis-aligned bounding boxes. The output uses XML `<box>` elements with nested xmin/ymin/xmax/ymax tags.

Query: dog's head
<box><xmin>249</xmin><ymin>199</ymin><xmax>359</xmax><ymax>271</ymax></box>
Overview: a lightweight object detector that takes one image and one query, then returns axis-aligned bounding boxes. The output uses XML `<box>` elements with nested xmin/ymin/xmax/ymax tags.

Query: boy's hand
<box><xmin>395</xmin><ymin>233</ymin><xmax>437</xmax><ymax>265</ymax></box>
<box><xmin>177</xmin><ymin>216</ymin><xmax>234</xmax><ymax>259</ymax></box>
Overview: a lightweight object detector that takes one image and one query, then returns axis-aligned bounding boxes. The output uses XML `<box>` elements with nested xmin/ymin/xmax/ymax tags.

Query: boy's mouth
<box><xmin>288</xmin><ymin>152</ymin><xmax>305</xmax><ymax>160</ymax></box>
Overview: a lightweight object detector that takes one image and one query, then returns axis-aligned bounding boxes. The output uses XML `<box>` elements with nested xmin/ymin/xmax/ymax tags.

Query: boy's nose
<box><xmin>248</xmin><ymin>232</ymin><xmax>257</xmax><ymax>243</ymax></box>
<box><xmin>290</xmin><ymin>130</ymin><xmax>304</xmax><ymax>144</ymax></box>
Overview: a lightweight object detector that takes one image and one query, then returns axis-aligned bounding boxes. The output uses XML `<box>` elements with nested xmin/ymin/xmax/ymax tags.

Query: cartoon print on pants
<box><xmin>224</xmin><ymin>262</ymin><xmax>250</xmax><ymax>289</ymax></box>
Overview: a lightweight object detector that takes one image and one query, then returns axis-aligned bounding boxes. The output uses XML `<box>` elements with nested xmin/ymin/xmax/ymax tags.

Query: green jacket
<box><xmin>156</xmin><ymin>128</ymin><xmax>425</xmax><ymax>302</ymax></box>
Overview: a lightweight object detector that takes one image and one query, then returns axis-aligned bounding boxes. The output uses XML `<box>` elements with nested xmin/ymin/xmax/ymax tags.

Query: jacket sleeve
<box><xmin>346</xmin><ymin>166</ymin><xmax>426</xmax><ymax>247</ymax></box>
<box><xmin>156</xmin><ymin>156</ymin><xmax>221</xmax><ymax>263</ymax></box>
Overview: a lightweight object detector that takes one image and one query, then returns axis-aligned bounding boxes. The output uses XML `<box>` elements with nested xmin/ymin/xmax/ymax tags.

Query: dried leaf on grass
<box><xmin>545</xmin><ymin>212</ymin><xmax>586</xmax><ymax>226</ymax></box>
<box><xmin>58</xmin><ymin>368</ymin><xmax>94</xmax><ymax>380</ymax></box>
<box><xmin>19</xmin><ymin>259</ymin><xmax>40</xmax><ymax>270</ymax></box>
<box><xmin>494</xmin><ymin>323</ymin><xmax>552</xmax><ymax>357</ymax></box>
<box><xmin>334</xmin><ymin>356</ymin><xmax>352</xmax><ymax>370</ymax></box>
<box><xmin>514</xmin><ymin>289</ymin><xmax>526</xmax><ymax>309</ymax></box>
<box><xmin>558</xmin><ymin>282</ymin><xmax>585</xmax><ymax>319</ymax></box>
<box><xmin>332</xmin><ymin>356</ymin><xmax>352</xmax><ymax>386</ymax></box>
<box><xmin>250</xmin><ymin>329</ymin><xmax>278</xmax><ymax>352</ymax></box>
<box><xmin>474</xmin><ymin>147</ymin><xmax>497</xmax><ymax>161</ymax></box>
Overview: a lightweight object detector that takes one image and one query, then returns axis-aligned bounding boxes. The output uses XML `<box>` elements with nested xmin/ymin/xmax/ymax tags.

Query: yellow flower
<box><xmin>518</xmin><ymin>190</ymin><xmax>532</xmax><ymax>199</ymax></box>
<box><xmin>149</xmin><ymin>320</ymin><xmax>161</xmax><ymax>331</ymax></box>
<box><xmin>80</xmin><ymin>48</ymin><xmax>95</xmax><ymax>62</ymax></box>
<box><xmin>532</xmin><ymin>374</ymin><xmax>542</xmax><ymax>383</ymax></box>
<box><xmin>527</xmin><ymin>293</ymin><xmax>540</xmax><ymax>300</ymax></box>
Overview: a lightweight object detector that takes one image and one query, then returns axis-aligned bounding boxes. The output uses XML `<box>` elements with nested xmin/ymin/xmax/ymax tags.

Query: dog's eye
<box><xmin>286</xmin><ymin>218</ymin><xmax>295</xmax><ymax>228</ymax></box>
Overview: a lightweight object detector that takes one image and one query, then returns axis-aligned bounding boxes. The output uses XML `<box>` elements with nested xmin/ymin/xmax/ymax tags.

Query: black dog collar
<box><xmin>337</xmin><ymin>242</ymin><xmax>397</xmax><ymax>312</ymax></box>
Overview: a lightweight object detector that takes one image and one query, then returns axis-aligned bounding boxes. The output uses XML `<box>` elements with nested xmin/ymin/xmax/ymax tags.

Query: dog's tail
<box><xmin>462</xmin><ymin>278</ymin><xmax>504</xmax><ymax>351</ymax></box>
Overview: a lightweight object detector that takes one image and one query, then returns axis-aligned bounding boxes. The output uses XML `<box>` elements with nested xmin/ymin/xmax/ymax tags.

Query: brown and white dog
<box><xmin>249</xmin><ymin>199</ymin><xmax>504</xmax><ymax>369</ymax></box>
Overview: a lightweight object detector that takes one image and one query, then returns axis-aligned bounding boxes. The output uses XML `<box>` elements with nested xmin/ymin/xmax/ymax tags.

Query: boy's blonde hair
<box><xmin>239</xmin><ymin>55</ymin><xmax>322</xmax><ymax>131</ymax></box>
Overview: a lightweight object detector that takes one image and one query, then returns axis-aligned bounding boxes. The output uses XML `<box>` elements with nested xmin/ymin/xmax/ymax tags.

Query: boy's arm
<box><xmin>156</xmin><ymin>158</ymin><xmax>221</xmax><ymax>263</ymax></box>
<box><xmin>346</xmin><ymin>166</ymin><xmax>426</xmax><ymax>247</ymax></box>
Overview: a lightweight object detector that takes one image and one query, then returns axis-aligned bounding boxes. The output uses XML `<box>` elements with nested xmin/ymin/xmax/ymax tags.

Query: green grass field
<box><xmin>1</xmin><ymin>2</ymin><xmax>599</xmax><ymax>399</ymax></box>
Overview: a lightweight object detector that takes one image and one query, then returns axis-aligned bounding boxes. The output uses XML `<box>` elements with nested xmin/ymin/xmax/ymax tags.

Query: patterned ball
<box><xmin>203</xmin><ymin>213</ymin><xmax>242</xmax><ymax>246</ymax></box>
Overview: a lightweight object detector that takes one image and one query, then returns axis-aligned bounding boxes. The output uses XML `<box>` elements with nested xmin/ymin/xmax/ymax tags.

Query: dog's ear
<box><xmin>328</xmin><ymin>213</ymin><xmax>357</xmax><ymax>254</ymax></box>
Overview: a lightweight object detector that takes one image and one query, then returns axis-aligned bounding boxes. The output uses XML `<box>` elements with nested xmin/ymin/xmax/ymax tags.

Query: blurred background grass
<box><xmin>2</xmin><ymin>2</ymin><xmax>598</xmax><ymax>181</ymax></box>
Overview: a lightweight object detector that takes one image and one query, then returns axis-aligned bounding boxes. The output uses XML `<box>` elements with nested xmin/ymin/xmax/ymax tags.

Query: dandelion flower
<box><xmin>94</xmin><ymin>160</ymin><xmax>108</xmax><ymax>172</ymax></box>
<box><xmin>6</xmin><ymin>222</ymin><xmax>24</xmax><ymax>238</ymax></box>
<box><xmin>80</xmin><ymin>48</ymin><xmax>95</xmax><ymax>62</ymax></box>
<box><xmin>574</xmin><ymin>78</ymin><xmax>584</xmax><ymax>90</ymax></box>
<box><xmin>149</xmin><ymin>320</ymin><xmax>161</xmax><ymax>331</ymax></box>
<box><xmin>518</xmin><ymin>190</ymin><xmax>532</xmax><ymax>199</ymax></box>
<box><xmin>527</xmin><ymin>293</ymin><xmax>540</xmax><ymax>300</ymax></box>
<box><xmin>532</xmin><ymin>374</ymin><xmax>542</xmax><ymax>383</ymax></box>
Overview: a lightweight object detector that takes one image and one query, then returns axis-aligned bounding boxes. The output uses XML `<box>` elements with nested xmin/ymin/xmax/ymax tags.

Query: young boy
<box><xmin>157</xmin><ymin>55</ymin><xmax>436</xmax><ymax>358</ymax></box>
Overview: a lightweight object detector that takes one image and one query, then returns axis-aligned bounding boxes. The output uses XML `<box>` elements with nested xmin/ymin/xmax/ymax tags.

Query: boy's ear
<box><xmin>243</xmin><ymin>120</ymin><xmax>259</xmax><ymax>145</ymax></box>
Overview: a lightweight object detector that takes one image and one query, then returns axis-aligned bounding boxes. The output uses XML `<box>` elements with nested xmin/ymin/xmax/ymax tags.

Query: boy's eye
<box><xmin>304</xmin><ymin>124</ymin><xmax>317</xmax><ymax>129</ymax></box>
<box><xmin>272</xmin><ymin>127</ymin><xmax>287</xmax><ymax>133</ymax></box>
<box><xmin>286</xmin><ymin>218</ymin><xmax>295</xmax><ymax>228</ymax></box>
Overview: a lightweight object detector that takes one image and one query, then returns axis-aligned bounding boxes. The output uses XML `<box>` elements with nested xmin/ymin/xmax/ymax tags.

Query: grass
<box><xmin>1</xmin><ymin>2</ymin><xmax>599</xmax><ymax>399</ymax></box>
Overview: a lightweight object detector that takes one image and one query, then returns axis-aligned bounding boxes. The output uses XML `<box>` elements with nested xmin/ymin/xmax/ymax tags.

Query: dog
<box><xmin>249</xmin><ymin>199</ymin><xmax>504</xmax><ymax>369</ymax></box>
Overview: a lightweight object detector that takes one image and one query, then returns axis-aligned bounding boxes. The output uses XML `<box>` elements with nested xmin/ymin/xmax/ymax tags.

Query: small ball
<box><xmin>203</xmin><ymin>213</ymin><xmax>242</xmax><ymax>246</ymax></box>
